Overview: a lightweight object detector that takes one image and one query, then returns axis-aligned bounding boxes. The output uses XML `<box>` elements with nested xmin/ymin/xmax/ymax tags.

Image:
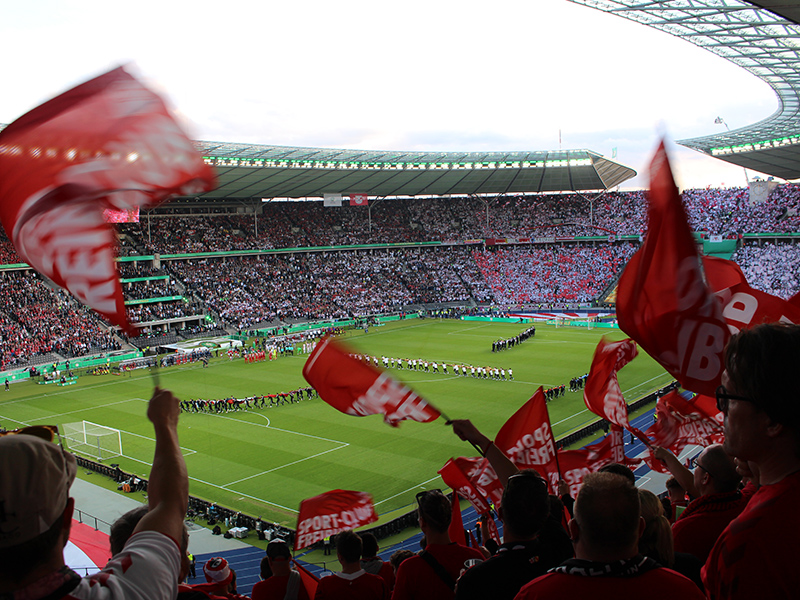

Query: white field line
<box><xmin>223</xmin><ymin>444</ymin><xmax>349</xmax><ymax>486</ymax></box>
<box><xmin>374</xmin><ymin>475</ymin><xmax>443</xmax><ymax>507</ymax></box>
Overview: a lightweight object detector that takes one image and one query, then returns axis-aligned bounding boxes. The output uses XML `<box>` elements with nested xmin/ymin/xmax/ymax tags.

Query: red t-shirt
<box><xmin>671</xmin><ymin>489</ymin><xmax>748</xmax><ymax>562</ymax></box>
<box><xmin>252</xmin><ymin>574</ymin><xmax>310</xmax><ymax>600</ymax></box>
<box><xmin>703</xmin><ymin>470</ymin><xmax>800</xmax><ymax>599</ymax></box>
<box><xmin>314</xmin><ymin>570</ymin><xmax>387</xmax><ymax>600</ymax></box>
<box><xmin>392</xmin><ymin>543</ymin><xmax>485</xmax><ymax>600</ymax></box>
<box><xmin>514</xmin><ymin>567</ymin><xmax>705</xmax><ymax>600</ymax></box>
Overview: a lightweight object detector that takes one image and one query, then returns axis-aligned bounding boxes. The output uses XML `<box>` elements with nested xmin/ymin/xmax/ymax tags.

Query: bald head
<box><xmin>698</xmin><ymin>444</ymin><xmax>741</xmax><ymax>494</ymax></box>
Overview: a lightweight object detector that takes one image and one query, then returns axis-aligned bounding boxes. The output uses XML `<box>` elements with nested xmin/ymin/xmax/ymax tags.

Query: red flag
<box><xmin>439</xmin><ymin>459</ymin><xmax>493</xmax><ymax>515</ymax></box>
<box><xmin>616</xmin><ymin>142</ymin><xmax>729</xmax><ymax>396</ymax></box>
<box><xmin>557</xmin><ymin>426</ymin><xmax>637</xmax><ymax>498</ymax></box>
<box><xmin>494</xmin><ymin>388</ymin><xmax>560</xmax><ymax>490</ymax></box>
<box><xmin>448</xmin><ymin>491</ymin><xmax>465</xmax><ymax>546</ymax></box>
<box><xmin>291</xmin><ymin>560</ymin><xmax>320</xmax><ymax>598</ymax></box>
<box><xmin>0</xmin><ymin>67</ymin><xmax>215</xmax><ymax>335</ymax></box>
<box><xmin>703</xmin><ymin>256</ymin><xmax>800</xmax><ymax>332</ymax></box>
<box><xmin>349</xmin><ymin>193</ymin><xmax>368</xmax><ymax>206</ymax></box>
<box><xmin>639</xmin><ymin>391</ymin><xmax>724</xmax><ymax>473</ymax></box>
<box><xmin>583</xmin><ymin>338</ymin><xmax>638</xmax><ymax>429</ymax></box>
<box><xmin>294</xmin><ymin>489</ymin><xmax>378</xmax><ymax>551</ymax></box>
<box><xmin>302</xmin><ymin>337</ymin><xmax>441</xmax><ymax>427</ymax></box>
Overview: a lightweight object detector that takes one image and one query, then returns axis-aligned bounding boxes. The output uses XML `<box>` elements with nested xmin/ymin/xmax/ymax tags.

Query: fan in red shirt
<box><xmin>315</xmin><ymin>530</ymin><xmax>387</xmax><ymax>600</ymax></box>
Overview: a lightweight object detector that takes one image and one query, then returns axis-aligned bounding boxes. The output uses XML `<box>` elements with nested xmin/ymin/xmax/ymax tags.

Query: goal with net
<box><xmin>62</xmin><ymin>421</ymin><xmax>123</xmax><ymax>461</ymax></box>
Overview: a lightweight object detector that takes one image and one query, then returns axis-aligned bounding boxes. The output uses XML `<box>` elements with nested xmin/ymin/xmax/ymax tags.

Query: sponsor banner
<box><xmin>349</xmin><ymin>193</ymin><xmax>368</xmax><ymax>206</ymax></box>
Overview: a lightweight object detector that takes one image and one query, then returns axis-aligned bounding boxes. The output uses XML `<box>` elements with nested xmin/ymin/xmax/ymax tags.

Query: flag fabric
<box><xmin>439</xmin><ymin>459</ymin><xmax>493</xmax><ymax>515</ymax></box>
<box><xmin>294</xmin><ymin>489</ymin><xmax>378</xmax><ymax>551</ymax></box>
<box><xmin>349</xmin><ymin>193</ymin><xmax>368</xmax><ymax>206</ymax></box>
<box><xmin>323</xmin><ymin>193</ymin><xmax>342</xmax><ymax>207</ymax></box>
<box><xmin>493</xmin><ymin>388</ymin><xmax>560</xmax><ymax>489</ymax></box>
<box><xmin>616</xmin><ymin>141</ymin><xmax>729</xmax><ymax>397</ymax></box>
<box><xmin>0</xmin><ymin>67</ymin><xmax>215</xmax><ymax>335</ymax></box>
<box><xmin>703</xmin><ymin>256</ymin><xmax>800</xmax><ymax>331</ymax></box>
<box><xmin>292</xmin><ymin>560</ymin><xmax>320</xmax><ymax>598</ymax></box>
<box><xmin>583</xmin><ymin>337</ymin><xmax>638</xmax><ymax>429</ymax></box>
<box><xmin>556</xmin><ymin>425</ymin><xmax>637</xmax><ymax>498</ymax></box>
<box><xmin>302</xmin><ymin>337</ymin><xmax>440</xmax><ymax>427</ymax></box>
<box><xmin>448</xmin><ymin>491</ymin><xmax>466</xmax><ymax>546</ymax></box>
<box><xmin>639</xmin><ymin>391</ymin><xmax>724</xmax><ymax>473</ymax></box>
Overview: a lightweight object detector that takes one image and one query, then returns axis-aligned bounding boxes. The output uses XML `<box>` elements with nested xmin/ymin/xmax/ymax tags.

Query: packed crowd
<box><xmin>473</xmin><ymin>243</ymin><xmax>637</xmax><ymax>305</ymax></box>
<box><xmin>0</xmin><ymin>272</ymin><xmax>120</xmax><ymax>370</ymax></box>
<box><xmin>731</xmin><ymin>242</ymin><xmax>800</xmax><ymax>300</ymax></box>
<box><xmin>107</xmin><ymin>184</ymin><xmax>800</xmax><ymax>256</ymax></box>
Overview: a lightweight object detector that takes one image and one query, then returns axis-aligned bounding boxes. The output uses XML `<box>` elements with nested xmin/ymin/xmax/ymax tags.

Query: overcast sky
<box><xmin>0</xmin><ymin>0</ymin><xmax>780</xmax><ymax>190</ymax></box>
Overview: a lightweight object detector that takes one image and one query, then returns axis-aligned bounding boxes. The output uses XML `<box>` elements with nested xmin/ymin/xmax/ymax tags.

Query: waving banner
<box><xmin>295</xmin><ymin>489</ymin><xmax>378</xmax><ymax>551</ymax></box>
<box><xmin>0</xmin><ymin>67</ymin><xmax>215</xmax><ymax>335</ymax></box>
<box><xmin>439</xmin><ymin>459</ymin><xmax>493</xmax><ymax>515</ymax></box>
<box><xmin>557</xmin><ymin>425</ymin><xmax>638</xmax><ymax>498</ymax></box>
<box><xmin>616</xmin><ymin>142</ymin><xmax>728</xmax><ymax>396</ymax></box>
<box><xmin>302</xmin><ymin>337</ymin><xmax>441</xmax><ymax>427</ymax></box>
<box><xmin>494</xmin><ymin>388</ymin><xmax>560</xmax><ymax>489</ymax></box>
<box><xmin>583</xmin><ymin>337</ymin><xmax>638</xmax><ymax>429</ymax></box>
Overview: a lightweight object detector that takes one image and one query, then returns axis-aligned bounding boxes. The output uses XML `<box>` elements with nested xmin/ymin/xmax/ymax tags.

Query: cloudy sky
<box><xmin>0</xmin><ymin>0</ymin><xmax>780</xmax><ymax>190</ymax></box>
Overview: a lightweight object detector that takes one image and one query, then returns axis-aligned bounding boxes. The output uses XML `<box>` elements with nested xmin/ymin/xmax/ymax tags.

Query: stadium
<box><xmin>0</xmin><ymin>1</ymin><xmax>799</xmax><ymax>598</ymax></box>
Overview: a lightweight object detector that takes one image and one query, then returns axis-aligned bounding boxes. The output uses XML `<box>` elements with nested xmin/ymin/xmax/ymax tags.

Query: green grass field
<box><xmin>0</xmin><ymin>319</ymin><xmax>671</xmax><ymax>528</ymax></box>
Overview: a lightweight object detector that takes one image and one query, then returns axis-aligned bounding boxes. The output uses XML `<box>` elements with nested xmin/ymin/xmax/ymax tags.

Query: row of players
<box><xmin>356</xmin><ymin>354</ymin><xmax>514</xmax><ymax>380</ymax></box>
<box><xmin>179</xmin><ymin>388</ymin><xmax>317</xmax><ymax>413</ymax></box>
<box><xmin>492</xmin><ymin>325</ymin><xmax>537</xmax><ymax>352</ymax></box>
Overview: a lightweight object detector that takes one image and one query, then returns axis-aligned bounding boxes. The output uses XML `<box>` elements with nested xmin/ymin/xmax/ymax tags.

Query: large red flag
<box><xmin>303</xmin><ymin>337</ymin><xmax>440</xmax><ymax>426</ymax></box>
<box><xmin>557</xmin><ymin>425</ymin><xmax>637</xmax><ymax>498</ymax></box>
<box><xmin>583</xmin><ymin>337</ymin><xmax>638</xmax><ymax>429</ymax></box>
<box><xmin>0</xmin><ymin>67</ymin><xmax>215</xmax><ymax>335</ymax></box>
<box><xmin>451</xmin><ymin>456</ymin><xmax>504</xmax><ymax>508</ymax></box>
<box><xmin>703</xmin><ymin>256</ymin><xmax>800</xmax><ymax>331</ymax></box>
<box><xmin>616</xmin><ymin>142</ymin><xmax>729</xmax><ymax>396</ymax></box>
<box><xmin>439</xmin><ymin>459</ymin><xmax>493</xmax><ymax>515</ymax></box>
<box><xmin>448</xmin><ymin>491</ymin><xmax>466</xmax><ymax>546</ymax></box>
<box><xmin>494</xmin><ymin>388</ymin><xmax>560</xmax><ymax>489</ymax></box>
<box><xmin>294</xmin><ymin>489</ymin><xmax>378</xmax><ymax>551</ymax></box>
<box><xmin>640</xmin><ymin>391</ymin><xmax>724</xmax><ymax>473</ymax></box>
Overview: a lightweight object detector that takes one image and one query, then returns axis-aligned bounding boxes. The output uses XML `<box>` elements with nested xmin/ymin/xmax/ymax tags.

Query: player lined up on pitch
<box><xmin>354</xmin><ymin>354</ymin><xmax>514</xmax><ymax>380</ymax></box>
<box><xmin>179</xmin><ymin>388</ymin><xmax>316</xmax><ymax>413</ymax></box>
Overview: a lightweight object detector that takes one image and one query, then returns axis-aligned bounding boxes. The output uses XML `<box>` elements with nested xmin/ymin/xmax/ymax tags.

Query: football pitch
<box><xmin>0</xmin><ymin>319</ymin><xmax>671</xmax><ymax>527</ymax></box>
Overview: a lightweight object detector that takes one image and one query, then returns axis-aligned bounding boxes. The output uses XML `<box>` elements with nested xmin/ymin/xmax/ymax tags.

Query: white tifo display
<box><xmin>62</xmin><ymin>420</ymin><xmax>123</xmax><ymax>460</ymax></box>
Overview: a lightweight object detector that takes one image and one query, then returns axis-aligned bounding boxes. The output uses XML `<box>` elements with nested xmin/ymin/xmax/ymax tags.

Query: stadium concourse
<box><xmin>0</xmin><ymin>184</ymin><xmax>799</xmax><ymax>372</ymax></box>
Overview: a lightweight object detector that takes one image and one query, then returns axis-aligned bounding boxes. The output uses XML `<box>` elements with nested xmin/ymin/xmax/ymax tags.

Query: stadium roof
<box><xmin>195</xmin><ymin>143</ymin><xmax>636</xmax><ymax>200</ymax></box>
<box><xmin>569</xmin><ymin>0</ymin><xmax>800</xmax><ymax>181</ymax></box>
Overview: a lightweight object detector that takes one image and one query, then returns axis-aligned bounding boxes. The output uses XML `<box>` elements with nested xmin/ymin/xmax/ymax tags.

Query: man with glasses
<box><xmin>391</xmin><ymin>489</ymin><xmax>483</xmax><ymax>600</ymax></box>
<box><xmin>653</xmin><ymin>444</ymin><xmax>746</xmax><ymax>563</ymax></box>
<box><xmin>703</xmin><ymin>323</ymin><xmax>800</xmax><ymax>599</ymax></box>
<box><xmin>0</xmin><ymin>387</ymin><xmax>188</xmax><ymax>600</ymax></box>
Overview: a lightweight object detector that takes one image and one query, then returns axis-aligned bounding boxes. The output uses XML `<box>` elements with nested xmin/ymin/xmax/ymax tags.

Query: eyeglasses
<box><xmin>689</xmin><ymin>456</ymin><xmax>717</xmax><ymax>480</ymax></box>
<box><xmin>715</xmin><ymin>385</ymin><xmax>757</xmax><ymax>414</ymax></box>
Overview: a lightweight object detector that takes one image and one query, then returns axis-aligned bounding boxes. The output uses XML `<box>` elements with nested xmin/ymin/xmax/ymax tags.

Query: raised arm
<box><xmin>133</xmin><ymin>387</ymin><xmax>189</xmax><ymax>544</ymax></box>
<box><xmin>450</xmin><ymin>419</ymin><xmax>518</xmax><ymax>487</ymax></box>
<box><xmin>652</xmin><ymin>446</ymin><xmax>699</xmax><ymax>499</ymax></box>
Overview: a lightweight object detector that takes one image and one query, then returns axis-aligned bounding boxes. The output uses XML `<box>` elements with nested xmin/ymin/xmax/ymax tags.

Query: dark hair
<box><xmin>390</xmin><ymin>549</ymin><xmax>415</xmax><ymax>572</ymax></box>
<box><xmin>417</xmin><ymin>490</ymin><xmax>451</xmax><ymax>533</ymax></box>
<box><xmin>501</xmin><ymin>470</ymin><xmax>549</xmax><ymax>538</ymax></box>
<box><xmin>336</xmin><ymin>530</ymin><xmax>362</xmax><ymax>564</ymax></box>
<box><xmin>0</xmin><ymin>516</ymin><xmax>63</xmax><ymax>582</ymax></box>
<box><xmin>665</xmin><ymin>476</ymin><xmax>684</xmax><ymax>492</ymax></box>
<box><xmin>574</xmin><ymin>472</ymin><xmax>640</xmax><ymax>554</ymax></box>
<box><xmin>360</xmin><ymin>532</ymin><xmax>379</xmax><ymax>558</ymax></box>
<box><xmin>598</xmin><ymin>462</ymin><xmax>636</xmax><ymax>484</ymax></box>
<box><xmin>110</xmin><ymin>505</ymin><xmax>148</xmax><ymax>556</ymax></box>
<box><xmin>726</xmin><ymin>323</ymin><xmax>800</xmax><ymax>436</ymax></box>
